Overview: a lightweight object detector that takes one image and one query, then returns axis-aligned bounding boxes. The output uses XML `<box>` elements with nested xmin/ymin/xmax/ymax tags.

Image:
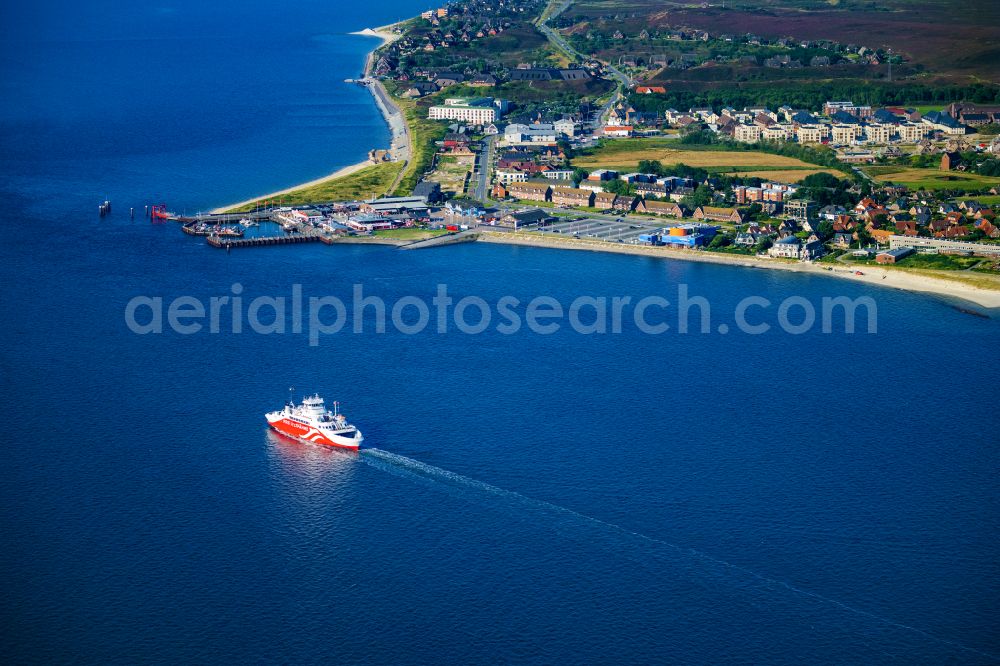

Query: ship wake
<box><xmin>361</xmin><ymin>447</ymin><xmax>995</xmax><ymax>661</ymax></box>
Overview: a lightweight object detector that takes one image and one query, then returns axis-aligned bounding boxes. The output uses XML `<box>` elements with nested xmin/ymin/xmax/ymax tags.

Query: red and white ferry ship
<box><xmin>266</xmin><ymin>394</ymin><xmax>363</xmax><ymax>450</ymax></box>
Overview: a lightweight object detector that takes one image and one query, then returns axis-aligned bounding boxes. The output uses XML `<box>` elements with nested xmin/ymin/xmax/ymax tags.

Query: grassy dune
<box><xmin>228</xmin><ymin>162</ymin><xmax>403</xmax><ymax>212</ymax></box>
<box><xmin>390</xmin><ymin>92</ymin><xmax>448</xmax><ymax>196</ymax></box>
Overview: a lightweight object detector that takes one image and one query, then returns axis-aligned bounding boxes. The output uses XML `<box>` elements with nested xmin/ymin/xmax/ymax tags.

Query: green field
<box><xmin>372</xmin><ymin>227</ymin><xmax>448</xmax><ymax>240</ymax></box>
<box><xmin>966</xmin><ymin>195</ymin><xmax>1000</xmax><ymax>205</ymax></box>
<box><xmin>862</xmin><ymin>166</ymin><xmax>1000</xmax><ymax>192</ymax></box>
<box><xmin>574</xmin><ymin>139</ymin><xmax>832</xmax><ymax>175</ymax></box>
<box><xmin>228</xmin><ymin>162</ymin><xmax>404</xmax><ymax>212</ymax></box>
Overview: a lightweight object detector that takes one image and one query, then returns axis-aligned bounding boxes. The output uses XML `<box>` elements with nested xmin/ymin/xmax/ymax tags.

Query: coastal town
<box><xmin>166</xmin><ymin>0</ymin><xmax>1000</xmax><ymax>303</ymax></box>
<box><xmin>11</xmin><ymin>0</ymin><xmax>1000</xmax><ymax>661</ymax></box>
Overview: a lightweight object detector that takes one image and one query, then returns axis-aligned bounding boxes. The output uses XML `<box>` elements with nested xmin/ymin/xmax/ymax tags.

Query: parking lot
<box><xmin>534</xmin><ymin>217</ymin><xmax>663</xmax><ymax>243</ymax></box>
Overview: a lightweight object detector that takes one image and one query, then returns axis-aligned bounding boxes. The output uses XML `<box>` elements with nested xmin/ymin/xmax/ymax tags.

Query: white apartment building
<box><xmin>428</xmin><ymin>98</ymin><xmax>499</xmax><ymax>125</ymax></box>
<box><xmin>496</xmin><ymin>169</ymin><xmax>528</xmax><ymax>185</ymax></box>
<box><xmin>897</xmin><ymin>122</ymin><xmax>928</xmax><ymax>142</ymax></box>
<box><xmin>762</xmin><ymin>125</ymin><xmax>791</xmax><ymax>140</ymax></box>
<box><xmin>831</xmin><ymin>124</ymin><xmax>862</xmax><ymax>144</ymax></box>
<box><xmin>734</xmin><ymin>124</ymin><xmax>763</xmax><ymax>143</ymax></box>
<box><xmin>796</xmin><ymin>124</ymin><xmax>828</xmax><ymax>143</ymax></box>
<box><xmin>865</xmin><ymin>123</ymin><xmax>892</xmax><ymax>144</ymax></box>
<box><xmin>554</xmin><ymin>119</ymin><xmax>577</xmax><ymax>137</ymax></box>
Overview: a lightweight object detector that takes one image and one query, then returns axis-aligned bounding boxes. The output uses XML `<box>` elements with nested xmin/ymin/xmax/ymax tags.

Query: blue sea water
<box><xmin>1</xmin><ymin>2</ymin><xmax>999</xmax><ymax>664</ymax></box>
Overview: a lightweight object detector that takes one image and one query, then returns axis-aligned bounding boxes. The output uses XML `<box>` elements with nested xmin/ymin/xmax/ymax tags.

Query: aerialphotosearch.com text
<box><xmin>125</xmin><ymin>283</ymin><xmax>878</xmax><ymax>345</ymax></box>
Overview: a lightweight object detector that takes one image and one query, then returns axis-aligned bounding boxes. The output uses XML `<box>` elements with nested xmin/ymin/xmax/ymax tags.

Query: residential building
<box><xmin>865</xmin><ymin>123</ymin><xmax>892</xmax><ymax>143</ymax></box>
<box><xmin>734</xmin><ymin>124</ymin><xmax>763</xmax><ymax>143</ymax></box>
<box><xmin>508</xmin><ymin>183</ymin><xmax>552</xmax><ymax>202</ymax></box>
<box><xmin>554</xmin><ymin>119</ymin><xmax>577</xmax><ymax>137</ymax></box>
<box><xmin>796</xmin><ymin>125</ymin><xmax>827</xmax><ymax>143</ymax></box>
<box><xmin>633</xmin><ymin>182</ymin><xmax>669</xmax><ymax>198</ymax></box>
<box><xmin>921</xmin><ymin>111</ymin><xmax>966</xmax><ymax>135</ymax></box>
<box><xmin>823</xmin><ymin>101</ymin><xmax>872</xmax><ymax>118</ymax></box>
<box><xmin>496</xmin><ymin>169</ymin><xmax>528</xmax><ymax>185</ymax></box>
<box><xmin>762</xmin><ymin>125</ymin><xmax>791</xmax><ymax>141</ymax></box>
<box><xmin>831</xmin><ymin>124</ymin><xmax>862</xmax><ymax>144</ymax></box>
<box><xmin>592</xmin><ymin>192</ymin><xmax>618</xmax><ymax>210</ymax></box>
<box><xmin>832</xmin><ymin>232</ymin><xmax>853</xmax><ymax>248</ymax></box>
<box><xmin>637</xmin><ymin>200</ymin><xmax>686</xmax><ymax>217</ymax></box>
<box><xmin>433</xmin><ymin>72</ymin><xmax>465</xmax><ymax>87</ymax></box>
<box><xmin>693</xmin><ymin>206</ymin><xmax>743</xmax><ymax>223</ymax></box>
<box><xmin>469</xmin><ymin>74</ymin><xmax>497</xmax><ymax>87</ymax></box>
<box><xmin>802</xmin><ymin>236</ymin><xmax>825</xmax><ymax>259</ymax></box>
<box><xmin>768</xmin><ymin>236</ymin><xmax>802</xmax><ymax>258</ymax></box>
<box><xmin>551</xmin><ymin>187</ymin><xmax>595</xmax><ymax>207</ymax></box>
<box><xmin>785</xmin><ymin>199</ymin><xmax>818</xmax><ymax>222</ymax></box>
<box><xmin>504</xmin><ymin>123</ymin><xmax>558</xmax><ymax>145</ymax></box>
<box><xmin>897</xmin><ymin>123</ymin><xmax>927</xmax><ymax>142</ymax></box>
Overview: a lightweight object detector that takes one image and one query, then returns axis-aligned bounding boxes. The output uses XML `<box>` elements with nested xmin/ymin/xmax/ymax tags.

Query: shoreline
<box><xmin>478</xmin><ymin>232</ymin><xmax>1000</xmax><ymax>309</ymax></box>
<box><xmin>203</xmin><ymin>15</ymin><xmax>999</xmax><ymax>312</ymax></box>
<box><xmin>212</xmin><ymin>22</ymin><xmax>409</xmax><ymax>214</ymax></box>
<box><xmin>355</xmin><ymin>23</ymin><xmax>411</xmax><ymax>190</ymax></box>
<box><xmin>211</xmin><ymin>161</ymin><xmax>373</xmax><ymax>213</ymax></box>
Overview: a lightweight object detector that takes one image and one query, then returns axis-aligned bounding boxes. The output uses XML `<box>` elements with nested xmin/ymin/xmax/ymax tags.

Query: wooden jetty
<box><xmin>176</xmin><ymin>211</ymin><xmax>274</xmax><ymax>224</ymax></box>
<box><xmin>207</xmin><ymin>232</ymin><xmax>324</xmax><ymax>249</ymax></box>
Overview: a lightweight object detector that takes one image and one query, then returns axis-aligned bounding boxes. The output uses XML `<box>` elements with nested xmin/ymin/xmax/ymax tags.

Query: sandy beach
<box><xmin>212</xmin><ymin>161</ymin><xmax>372</xmax><ymax>213</ymax></box>
<box><xmin>213</xmin><ymin>23</ymin><xmax>410</xmax><ymax>214</ymax></box>
<box><xmin>352</xmin><ymin>25</ymin><xmax>404</xmax><ymax>48</ymax></box>
<box><xmin>479</xmin><ymin>231</ymin><xmax>1000</xmax><ymax>309</ymax></box>
<box><xmin>355</xmin><ymin>24</ymin><xmax>411</xmax><ymax>168</ymax></box>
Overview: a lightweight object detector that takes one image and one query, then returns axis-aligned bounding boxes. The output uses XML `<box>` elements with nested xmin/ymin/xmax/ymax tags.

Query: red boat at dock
<box><xmin>150</xmin><ymin>204</ymin><xmax>175</xmax><ymax>221</ymax></box>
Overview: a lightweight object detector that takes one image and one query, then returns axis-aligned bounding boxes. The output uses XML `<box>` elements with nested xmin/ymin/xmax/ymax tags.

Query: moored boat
<box><xmin>215</xmin><ymin>225</ymin><xmax>244</xmax><ymax>237</ymax></box>
<box><xmin>151</xmin><ymin>204</ymin><xmax>174</xmax><ymax>220</ymax></box>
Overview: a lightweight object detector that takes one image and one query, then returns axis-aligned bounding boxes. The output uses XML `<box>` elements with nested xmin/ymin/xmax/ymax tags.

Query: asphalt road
<box><xmin>473</xmin><ymin>135</ymin><xmax>498</xmax><ymax>203</ymax></box>
<box><xmin>535</xmin><ymin>0</ymin><xmax>630</xmax><ymax>125</ymax></box>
